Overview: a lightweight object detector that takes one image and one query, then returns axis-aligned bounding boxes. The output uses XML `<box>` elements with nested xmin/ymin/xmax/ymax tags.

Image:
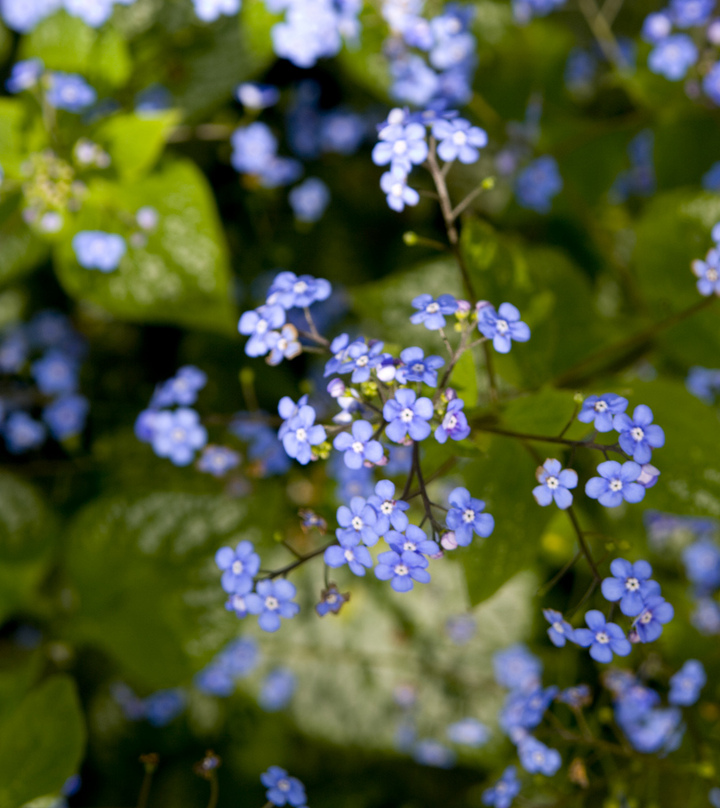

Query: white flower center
<box><xmin>391</xmin><ymin>182</ymin><xmax>404</xmax><ymax>198</ymax></box>
<box><xmin>609</xmin><ymin>479</ymin><xmax>623</xmax><ymax>492</ymax></box>
<box><xmin>393</xmin><ymin>140</ymin><xmax>408</xmax><ymax>155</ymax></box>
<box><xmin>426</xmin><ymin>302</ymin><xmax>440</xmax><ymax>314</ymax></box>
<box><xmin>351</xmin><ymin>441</ymin><xmax>365</xmax><ymax>454</ymax></box>
<box><xmin>462</xmin><ymin>508</ymin><xmax>475</xmax><ymax>523</ymax></box>
<box><xmin>265</xmin><ymin>596</ymin><xmax>279</xmax><ymax>610</ymax></box>
<box><xmin>356</xmin><ymin>355</ymin><xmax>368</xmax><ymax>366</ymax></box>
<box><xmin>256</xmin><ymin>320</ymin><xmax>268</xmax><ymax>334</ymax></box>
<box><xmin>277</xmin><ymin>338</ymin><xmax>288</xmax><ymax>350</ymax></box>
<box><xmin>412</xmin><ymin>362</ymin><xmax>425</xmax><ymax>372</ymax></box>
<box><xmin>403</xmin><ymin>540</ymin><xmax>417</xmax><ymax>551</ymax></box>
<box><xmin>626</xmin><ymin>577</ymin><xmax>640</xmax><ymax>591</ymax></box>
<box><xmin>631</xmin><ymin>427</ymin><xmax>645</xmax><ymax>442</ymax></box>
<box><xmin>231</xmin><ymin>560</ymin><xmax>244</xmax><ymax>575</ymax></box>
<box><xmin>400</xmin><ymin>407</ymin><xmax>414</xmax><ymax>423</ymax></box>
<box><xmin>278</xmin><ymin>779</ymin><xmax>291</xmax><ymax>792</ymax></box>
<box><xmin>344</xmin><ymin>548</ymin><xmax>355</xmax><ymax>562</ymax></box>
<box><xmin>230</xmin><ymin>595</ymin><xmax>245</xmax><ymax>610</ymax></box>
<box><xmin>394</xmin><ymin>563</ymin><xmax>409</xmax><ymax>576</ymax></box>
<box><xmin>327</xmin><ymin>593</ymin><xmax>337</xmax><ymax>603</ymax></box>
<box><xmin>293</xmin><ymin>281</ymin><xmax>307</xmax><ymax>294</ymax></box>
<box><xmin>452</xmin><ymin>130</ymin><xmax>468</xmax><ymax>146</ymax></box>
<box><xmin>351</xmin><ymin>516</ymin><xmax>364</xmax><ymax>531</ymax></box>
<box><xmin>552</xmin><ymin>621</ymin><xmax>564</xmax><ymax>633</ymax></box>
<box><xmin>640</xmin><ymin>611</ymin><xmax>653</xmax><ymax>624</ymax></box>
<box><xmin>445</xmin><ymin>414</ymin><xmax>457</xmax><ymax>429</ymax></box>
<box><xmin>533</xmin><ymin>751</ymin><xmax>544</xmax><ymax>763</ymax></box>
<box><xmin>546</xmin><ymin>476</ymin><xmax>559</xmax><ymax>490</ymax></box>
<box><xmin>595</xmin><ymin>631</ymin><xmax>609</xmax><ymax>644</ymax></box>
<box><xmin>172</xmin><ymin>428</ymin><xmax>186</xmax><ymax>442</ymax></box>
<box><xmin>708</xmin><ymin>267</ymin><xmax>718</xmax><ymax>281</ymax></box>
<box><xmin>381</xmin><ymin>501</ymin><xmax>394</xmax><ymax>514</ymax></box>
<box><xmin>594</xmin><ymin>400</ymin><xmax>608</xmax><ymax>412</ymax></box>
<box><xmin>496</xmin><ymin>319</ymin><xmax>509</xmax><ymax>334</ymax></box>
<box><xmin>295</xmin><ymin>427</ymin><xmax>307</xmax><ymax>441</ymax></box>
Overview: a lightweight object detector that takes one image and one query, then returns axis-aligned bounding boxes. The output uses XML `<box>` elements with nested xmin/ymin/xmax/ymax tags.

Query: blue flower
<box><xmin>396</xmin><ymin>346</ymin><xmax>445</xmax><ymax>386</ymax></box>
<box><xmin>669</xmin><ymin>660</ymin><xmax>706</xmax><ymax>706</ymax></box>
<box><xmin>686</xmin><ymin>366</ymin><xmax>720</xmax><ymax>404</ymax></box>
<box><xmin>669</xmin><ymin>0</ymin><xmax>714</xmax><ymax>27</ymax></box>
<box><xmin>543</xmin><ymin>609</ymin><xmax>574</xmax><ymax>647</ymax></box>
<box><xmin>324</xmin><ymin>543</ymin><xmax>373</xmax><ymax>576</ymax></box>
<box><xmin>193</xmin><ymin>0</ymin><xmax>241</xmax><ymax>21</ymax></box>
<box><xmin>225</xmin><ymin>593</ymin><xmax>250</xmax><ymax>618</ymax></box>
<box><xmin>703</xmin><ymin>61</ymin><xmax>720</xmax><ymax>105</ymax></box>
<box><xmin>3</xmin><ymin>412</ymin><xmax>46</xmax><ymax>454</ymax></box>
<box><xmin>367</xmin><ymin>479</ymin><xmax>409</xmax><ymax>534</ymax></box>
<box><xmin>316</xmin><ymin>583</ymin><xmax>350</xmax><ymax>616</ymax></box>
<box><xmin>410</xmin><ymin>293</ymin><xmax>458</xmax><ymax>330</ymax></box>
<box><xmin>648</xmin><ymin>34</ymin><xmax>698</xmax><ymax>80</ymax></box>
<box><xmin>577</xmin><ymin>393</ymin><xmax>628</xmax><ymax>432</ymax></box>
<box><xmin>31</xmin><ymin>350</ymin><xmax>79</xmax><ymax>395</ymax></box>
<box><xmin>281</xmin><ymin>404</ymin><xmax>326</xmax><ymax>465</ymax></box>
<box><xmin>682</xmin><ymin>538</ymin><xmax>720</xmax><ymax>593</ymax></box>
<box><xmin>266</xmin><ymin>270</ymin><xmax>332</xmax><ymax>309</ymax></box>
<box><xmin>380</xmin><ymin>167</ymin><xmax>420</xmax><ymax>212</ymax></box>
<box><xmin>375</xmin><ymin>549</ymin><xmax>431</xmax><ymax>592</ymax></box>
<box><xmin>289</xmin><ymin>177</ymin><xmax>331</xmax><ymax>223</ymax></box>
<box><xmin>383</xmin><ymin>388</ymin><xmax>434</xmax><ymax>443</ymax></box>
<box><xmin>517</xmin><ymin>736</ymin><xmax>561</xmax><ymax>776</ymax></box>
<box><xmin>246</xmin><ymin>579</ymin><xmax>300</xmax><ymax>632</ymax></box>
<box><xmin>46</xmin><ymin>72</ymin><xmax>97</xmax><ymax>112</ymax></box>
<box><xmin>42</xmin><ymin>394</ymin><xmax>89</xmax><ymax>440</ymax></box>
<box><xmin>446</xmin><ymin>487</ymin><xmax>494</xmax><ymax>546</ymax></box>
<box><xmin>215</xmin><ymin>540</ymin><xmax>260</xmax><ymax>595</ymax></box>
<box><xmin>633</xmin><ymin>594</ymin><xmax>674</xmax><ymax>642</ymax></box>
<box><xmin>198</xmin><ymin>445</ymin><xmax>241</xmax><ymax>477</ymax></box>
<box><xmin>372</xmin><ymin>121</ymin><xmax>428</xmax><ymax>174</ymax></box>
<box><xmin>434</xmin><ymin>398</ymin><xmax>470</xmax><ymax>443</ymax></box>
<box><xmin>260</xmin><ymin>766</ymin><xmax>306</xmax><ymax>807</ymax></box>
<box><xmin>556</xmin><ymin>685</ymin><xmax>591</xmax><ymax>708</ymax></box>
<box><xmin>478</xmin><ymin>303</ymin><xmax>530</xmax><ymax>353</ymax></box>
<box><xmin>144</xmin><ymin>689</ymin><xmax>186</xmax><ymax>727</ymax></box>
<box><xmin>152</xmin><ymin>365</ymin><xmax>207</xmax><ymax>407</ymax></box>
<box><xmin>692</xmin><ymin>597</ymin><xmax>720</xmax><ymax>634</ymax></box>
<box><xmin>641</xmin><ymin>12</ymin><xmax>672</xmax><ymax>43</ymax></box>
<box><xmin>613</xmin><ymin>405</ymin><xmax>665</xmax><ymax>464</ymax></box>
<box><xmin>573</xmin><ymin>610</ymin><xmax>632</xmax><ymax>663</ymax></box>
<box><xmin>500</xmin><ymin>686</ymin><xmax>558</xmax><ymax>733</ymax></box>
<box><xmin>324</xmin><ymin>333</ymin><xmax>350</xmax><ymax>377</ymax></box>
<box><xmin>231</xmin><ymin>122</ymin><xmax>277</xmax><ymax>175</ymax></box>
<box><xmin>482</xmin><ymin>766</ymin><xmax>520</xmax><ymax>808</ymax></box>
<box><xmin>0</xmin><ymin>330</ymin><xmax>28</xmax><ymax>373</ymax></box>
<box><xmin>150</xmin><ymin>408</ymin><xmax>207</xmax><ymax>466</ymax></box>
<box><xmin>692</xmin><ymin>249</ymin><xmax>720</xmax><ymax>297</ymax></box>
<box><xmin>585</xmin><ymin>460</ymin><xmax>645</xmax><ymax>508</ymax></box>
<box><xmin>72</xmin><ymin>231</ymin><xmax>126</xmax><ymax>272</ymax></box>
<box><xmin>5</xmin><ymin>58</ymin><xmax>43</xmax><ymax>93</ymax></box>
<box><xmin>446</xmin><ymin>718</ymin><xmax>490</xmax><ymax>747</ymax></box>
<box><xmin>259</xmin><ymin>668</ymin><xmax>297</xmax><ymax>711</ymax></box>
<box><xmin>267</xmin><ymin>324</ymin><xmax>303</xmax><ymax>366</ymax></box>
<box><xmin>386</xmin><ymin>524</ymin><xmax>440</xmax><ymax>562</ymax></box>
<box><xmin>238</xmin><ymin>304</ymin><xmax>286</xmax><ymax>357</ymax></box>
<box><xmin>532</xmin><ymin>459</ymin><xmax>577</xmax><ymax>509</ymax></box>
<box><xmin>493</xmin><ymin>644</ymin><xmax>542</xmax><ymax>691</ymax></box>
<box><xmin>340</xmin><ymin>339</ymin><xmax>385</xmax><ymax>382</ymax></box>
<box><xmin>432</xmin><ymin>118</ymin><xmax>487</xmax><ymax>164</ymax></box>
<box><xmin>336</xmin><ymin>495</ymin><xmax>379</xmax><ymax>546</ymax></box>
<box><xmin>236</xmin><ymin>82</ymin><xmax>280</xmax><ymax>110</ymax></box>
<box><xmin>601</xmin><ymin>558</ymin><xmax>659</xmax><ymax>616</ymax></box>
<box><xmin>515</xmin><ymin>155</ymin><xmax>563</xmax><ymax>213</ymax></box>
<box><xmin>333</xmin><ymin>419</ymin><xmax>384</xmax><ymax>469</ymax></box>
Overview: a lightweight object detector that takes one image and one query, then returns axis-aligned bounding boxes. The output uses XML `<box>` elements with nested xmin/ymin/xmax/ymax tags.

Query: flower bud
<box><xmin>441</xmin><ymin>531</ymin><xmax>458</xmax><ymax>550</ymax></box>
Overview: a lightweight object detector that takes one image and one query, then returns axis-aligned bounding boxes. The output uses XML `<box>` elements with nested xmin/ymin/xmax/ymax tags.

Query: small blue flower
<box><xmin>236</xmin><ymin>82</ymin><xmax>280</xmax><ymax>110</ymax></box>
<box><xmin>412</xmin><ymin>739</ymin><xmax>456</xmax><ymax>768</ymax></box>
<box><xmin>266</xmin><ymin>270</ymin><xmax>332</xmax><ymax>309</ymax></box>
<box><xmin>260</xmin><ymin>766</ymin><xmax>306</xmax><ymax>807</ymax></box>
<box><xmin>46</xmin><ymin>72</ymin><xmax>97</xmax><ymax>112</ymax></box>
<box><xmin>333</xmin><ymin>419</ymin><xmax>384</xmax><ymax>469</ymax></box>
<box><xmin>324</xmin><ymin>542</ymin><xmax>374</xmax><ymax>576</ymax></box>
<box><xmin>683</xmin><ymin>538</ymin><xmax>720</xmax><ymax>593</ymax></box>
<box><xmin>669</xmin><ymin>660</ymin><xmax>706</xmax><ymax>706</ymax></box>
<box><xmin>447</xmin><ymin>718</ymin><xmax>490</xmax><ymax>748</ymax></box>
<box><xmin>5</xmin><ymin>58</ymin><xmax>44</xmax><ymax>93</ymax></box>
<box><xmin>383</xmin><ymin>388</ymin><xmax>434</xmax><ymax>443</ymax></box>
<box><xmin>577</xmin><ymin>393</ymin><xmax>628</xmax><ymax>432</ymax></box>
<box><xmin>289</xmin><ymin>177</ymin><xmax>331</xmax><ymax>223</ymax></box>
<box><xmin>686</xmin><ymin>366</ymin><xmax>720</xmax><ymax>404</ymax></box>
<box><xmin>259</xmin><ymin>668</ymin><xmax>297</xmax><ymax>711</ymax></box>
<box><xmin>410</xmin><ymin>293</ymin><xmax>458</xmax><ymax>330</ymax></box>
<box><xmin>434</xmin><ymin>398</ymin><xmax>470</xmax><ymax>443</ymax></box>
<box><xmin>336</xmin><ymin>495</ymin><xmax>379</xmax><ymax>547</ymax></box>
<box><xmin>150</xmin><ymin>408</ymin><xmax>207</xmax><ymax>466</ymax></box>
<box><xmin>703</xmin><ymin>61</ymin><xmax>720</xmax><ymax>105</ymax></box>
<box><xmin>633</xmin><ymin>594</ymin><xmax>674</xmax><ymax>642</ymax></box>
<box><xmin>266</xmin><ymin>324</ymin><xmax>302</xmax><ymax>366</ymax></box>
<box><xmin>517</xmin><ymin>736</ymin><xmax>561</xmax><ymax>776</ymax></box>
<box><xmin>396</xmin><ymin>346</ymin><xmax>445</xmax><ymax>386</ymax></box>
<box><xmin>446</xmin><ymin>487</ymin><xmax>494</xmax><ymax>546</ymax></box>
<box><xmin>215</xmin><ymin>540</ymin><xmax>260</xmax><ymax>595</ymax></box>
<box><xmin>31</xmin><ymin>350</ymin><xmax>79</xmax><ymax>395</ymax></box>
<box><xmin>225</xmin><ymin>593</ymin><xmax>250</xmax><ymax>619</ymax></box>
<box><xmin>198</xmin><ymin>445</ymin><xmax>240</xmax><ymax>477</ymax></box>
<box><xmin>3</xmin><ymin>411</ymin><xmax>46</xmax><ymax>454</ymax></box>
<box><xmin>493</xmin><ymin>644</ymin><xmax>542</xmax><ymax>691</ymax></box>
<box><xmin>316</xmin><ymin>583</ymin><xmax>350</xmax><ymax>616</ymax></box>
<box><xmin>246</xmin><ymin>579</ymin><xmax>300</xmax><ymax>632</ymax></box>
<box><xmin>386</xmin><ymin>524</ymin><xmax>440</xmax><ymax>562</ymax></box>
<box><xmin>230</xmin><ymin>122</ymin><xmax>277</xmax><ymax>175</ymax></box>
<box><xmin>144</xmin><ymin>689</ymin><xmax>186</xmax><ymax>727</ymax></box>
<box><xmin>72</xmin><ymin>231</ymin><xmax>126</xmax><ymax>272</ymax></box>
<box><xmin>277</xmin><ymin>395</ymin><xmax>308</xmax><ymax>438</ymax></box>
<box><xmin>500</xmin><ymin>686</ymin><xmax>558</xmax><ymax>732</ymax></box>
<box><xmin>432</xmin><ymin>118</ymin><xmax>488</xmax><ymax>164</ymax></box>
<box><xmin>573</xmin><ymin>610</ymin><xmax>632</xmax><ymax>663</ymax></box>
<box><xmin>601</xmin><ymin>558</ymin><xmax>660</xmax><ymax>617</ymax></box>
<box><xmin>152</xmin><ymin>365</ymin><xmax>207</xmax><ymax>407</ymax></box>
<box><xmin>375</xmin><ymin>549</ymin><xmax>431</xmax><ymax>592</ymax></box>
<box><xmin>556</xmin><ymin>685</ymin><xmax>591</xmax><ymax>708</ymax></box>
<box><xmin>641</xmin><ymin>12</ymin><xmax>672</xmax><ymax>43</ymax></box>
<box><xmin>340</xmin><ymin>339</ymin><xmax>385</xmax><ymax>383</ymax></box>
<box><xmin>585</xmin><ymin>460</ymin><xmax>645</xmax><ymax>508</ymax></box>
<box><xmin>478</xmin><ymin>303</ymin><xmax>530</xmax><ymax>353</ymax></box>
<box><xmin>482</xmin><ymin>766</ymin><xmax>520</xmax><ymax>808</ymax></box>
<box><xmin>648</xmin><ymin>34</ymin><xmax>698</xmax><ymax>80</ymax></box>
<box><xmin>238</xmin><ymin>304</ymin><xmax>286</xmax><ymax>358</ymax></box>
<box><xmin>324</xmin><ymin>333</ymin><xmax>350</xmax><ymax>377</ymax></box>
<box><xmin>380</xmin><ymin>167</ymin><xmax>421</xmax><ymax>212</ymax></box>
<box><xmin>515</xmin><ymin>156</ymin><xmax>563</xmax><ymax>213</ymax></box>
<box><xmin>670</xmin><ymin>0</ymin><xmax>714</xmax><ymax>28</ymax></box>
<box><xmin>372</xmin><ymin>121</ymin><xmax>428</xmax><ymax>174</ymax></box>
<box><xmin>42</xmin><ymin>394</ymin><xmax>89</xmax><ymax>440</ymax></box>
<box><xmin>532</xmin><ymin>459</ymin><xmax>577</xmax><ymax>509</ymax></box>
<box><xmin>692</xmin><ymin>249</ymin><xmax>720</xmax><ymax>297</ymax></box>
<box><xmin>613</xmin><ymin>405</ymin><xmax>665</xmax><ymax>464</ymax></box>
<box><xmin>281</xmin><ymin>404</ymin><xmax>326</xmax><ymax>465</ymax></box>
<box><xmin>543</xmin><ymin>609</ymin><xmax>574</xmax><ymax>647</ymax></box>
<box><xmin>367</xmin><ymin>479</ymin><xmax>410</xmax><ymax>534</ymax></box>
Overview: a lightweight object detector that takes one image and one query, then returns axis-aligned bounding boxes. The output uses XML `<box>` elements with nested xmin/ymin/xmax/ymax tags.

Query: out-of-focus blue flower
<box><xmin>692</xmin><ymin>248</ymin><xmax>720</xmax><ymax>296</ymax></box>
<box><xmin>320</xmin><ymin>110</ymin><xmax>366</xmax><ymax>154</ymax></box>
<box><xmin>144</xmin><ymin>689</ymin><xmax>186</xmax><ymax>727</ymax></box>
<box><xmin>703</xmin><ymin>161</ymin><xmax>720</xmax><ymax>191</ymax></box>
<box><xmin>261</xmin><ymin>766</ymin><xmax>306</xmax><ymax>807</ymax></box>
<box><xmin>482</xmin><ymin>765</ymin><xmax>520</xmax><ymax>808</ymax></box>
<box><xmin>372</xmin><ymin>119</ymin><xmax>428</xmax><ymax>174</ymax></box>
<box><xmin>573</xmin><ymin>610</ymin><xmax>632</xmax><ymax>662</ymax></box>
<box><xmin>683</xmin><ymin>538</ymin><xmax>720</xmax><ymax>593</ymax></box>
<box><xmin>152</xmin><ymin>366</ymin><xmax>207</xmax><ymax>408</ymax></box>
<box><xmin>32</xmin><ymin>350</ymin><xmax>79</xmax><ymax>395</ymax></box>
<box><xmin>259</xmin><ymin>667</ymin><xmax>297</xmax><ymax>710</ymax></box>
<box><xmin>493</xmin><ymin>644</ymin><xmax>542</xmax><ymax>692</ymax></box>
<box><xmin>5</xmin><ymin>58</ymin><xmax>44</xmax><ymax>93</ymax></box>
<box><xmin>289</xmin><ymin>177</ymin><xmax>330</xmax><ymax>223</ymax></box>
<box><xmin>669</xmin><ymin>0</ymin><xmax>714</xmax><ymax>27</ymax></box>
<box><xmin>198</xmin><ymin>445</ymin><xmax>241</xmax><ymax>477</ymax></box>
<box><xmin>63</xmin><ymin>0</ymin><xmax>115</xmax><ymax>26</ymax></box>
<box><xmin>686</xmin><ymin>366</ymin><xmax>720</xmax><ymax>403</ymax></box>
<box><xmin>446</xmin><ymin>487</ymin><xmax>494</xmax><ymax>546</ymax></box>
<box><xmin>281</xmin><ymin>403</ymin><xmax>326</xmax><ymax>465</ymax></box>
<box><xmin>72</xmin><ymin>231</ymin><xmax>126</xmax><ymax>272</ymax></box>
<box><xmin>413</xmin><ymin>739</ymin><xmax>456</xmax><ymax>768</ymax></box>
<box><xmin>517</xmin><ymin>736</ymin><xmax>561</xmax><ymax>776</ymax></box>
<box><xmin>43</xmin><ymin>394</ymin><xmax>89</xmax><ymax>440</ymax></box>
<box><xmin>669</xmin><ymin>660</ymin><xmax>706</xmax><ymax>705</ymax></box>
<box><xmin>239</xmin><ymin>304</ymin><xmax>286</xmax><ymax>357</ymax></box>
<box><xmin>410</xmin><ymin>293</ymin><xmax>458</xmax><ymax>330</ymax></box>
<box><xmin>692</xmin><ymin>597</ymin><xmax>720</xmax><ymax>634</ymax></box>
<box><xmin>46</xmin><ymin>72</ymin><xmax>97</xmax><ymax>112</ymax></box>
<box><xmin>515</xmin><ymin>156</ymin><xmax>562</xmax><ymax>213</ymax></box>
<box><xmin>585</xmin><ymin>460</ymin><xmax>645</xmax><ymax>508</ymax></box>
<box><xmin>601</xmin><ymin>558</ymin><xmax>660</xmax><ymax>617</ymax></box>
<box><xmin>193</xmin><ymin>0</ymin><xmax>241</xmax><ymax>22</ymax></box>
<box><xmin>447</xmin><ymin>718</ymin><xmax>490</xmax><ymax>747</ymax></box>
<box><xmin>231</xmin><ymin>122</ymin><xmax>278</xmax><ymax>175</ymax></box>
<box><xmin>642</xmin><ymin>11</ymin><xmax>673</xmax><ymax>44</ymax></box>
<box><xmin>150</xmin><ymin>408</ymin><xmax>207</xmax><ymax>466</ymax></box>
<box><xmin>445</xmin><ymin>614</ymin><xmax>476</xmax><ymax>644</ymax></box>
<box><xmin>380</xmin><ymin>167</ymin><xmax>420</xmax><ymax>212</ymax></box>
<box><xmin>532</xmin><ymin>459</ymin><xmax>577</xmax><ymax>509</ymax></box>
<box><xmin>267</xmin><ymin>271</ymin><xmax>332</xmax><ymax>310</ymax></box>
<box><xmin>0</xmin><ymin>330</ymin><xmax>28</xmax><ymax>373</ymax></box>
<box><xmin>633</xmin><ymin>594</ymin><xmax>674</xmax><ymax>642</ymax></box>
<box><xmin>557</xmin><ymin>685</ymin><xmax>592</xmax><ymax>708</ymax></box>
<box><xmin>565</xmin><ymin>47</ymin><xmax>597</xmax><ymax>94</ymax></box>
<box><xmin>3</xmin><ymin>411</ymin><xmax>46</xmax><ymax>453</ymax></box>
<box><xmin>648</xmin><ymin>34</ymin><xmax>698</xmax><ymax>80</ymax></box>
<box><xmin>432</xmin><ymin>118</ymin><xmax>487</xmax><ymax>163</ymax></box>
<box><xmin>236</xmin><ymin>82</ymin><xmax>280</xmax><ymax>109</ymax></box>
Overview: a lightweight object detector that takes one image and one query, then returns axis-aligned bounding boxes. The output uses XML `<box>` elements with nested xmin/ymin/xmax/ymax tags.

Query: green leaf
<box><xmin>336</xmin><ymin>10</ymin><xmax>391</xmax><ymax>101</ymax></box>
<box><xmin>64</xmin><ymin>492</ymin><xmax>251</xmax><ymax>687</ymax></box>
<box><xmin>457</xmin><ymin>439</ymin><xmax>551</xmax><ymax>605</ymax></box>
<box><xmin>53</xmin><ymin>159</ymin><xmax>236</xmax><ymax>333</ymax></box>
<box><xmin>501</xmin><ymin>387</ymin><xmax>579</xmax><ymax>437</ymax></box>
<box><xmin>449</xmin><ymin>349</ymin><xmax>478</xmax><ymax>408</ymax></box>
<box><xmin>19</xmin><ymin>12</ymin><xmax>96</xmax><ymax>74</ymax></box>
<box><xmin>93</xmin><ymin>110</ymin><xmax>180</xmax><ymax>181</ymax></box>
<box><xmin>0</xmin><ymin>197</ymin><xmax>50</xmax><ymax>287</ymax></box>
<box><xmin>0</xmin><ymin>676</ymin><xmax>85</xmax><ymax>808</ymax></box>
<box><xmin>87</xmin><ymin>27</ymin><xmax>132</xmax><ymax>87</ymax></box>
<box><xmin>0</xmin><ymin>99</ymin><xmax>28</xmax><ymax>176</ymax></box>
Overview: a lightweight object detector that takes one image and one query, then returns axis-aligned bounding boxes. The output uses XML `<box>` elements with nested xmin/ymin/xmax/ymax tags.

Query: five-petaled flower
<box><xmin>246</xmin><ymin>579</ymin><xmax>300</xmax><ymax>632</ymax></box>
<box><xmin>383</xmin><ymin>388</ymin><xmax>434</xmax><ymax>442</ymax></box>
<box><xmin>375</xmin><ymin>549</ymin><xmax>431</xmax><ymax>592</ymax></box>
<box><xmin>281</xmin><ymin>404</ymin><xmax>326</xmax><ymax>465</ymax></box>
<box><xmin>410</xmin><ymin>294</ymin><xmax>458</xmax><ymax>330</ymax></box>
<box><xmin>585</xmin><ymin>461</ymin><xmax>645</xmax><ymax>507</ymax></box>
<box><xmin>532</xmin><ymin>459</ymin><xmax>577</xmax><ymax>509</ymax></box>
<box><xmin>446</xmin><ymin>487</ymin><xmax>494</xmax><ymax>546</ymax></box>
<box><xmin>613</xmin><ymin>405</ymin><xmax>665</xmax><ymax>464</ymax></box>
<box><xmin>601</xmin><ymin>558</ymin><xmax>659</xmax><ymax>616</ymax></box>
<box><xmin>260</xmin><ymin>766</ymin><xmax>306</xmax><ymax>807</ymax></box>
<box><xmin>577</xmin><ymin>393</ymin><xmax>628</xmax><ymax>432</ymax></box>
<box><xmin>477</xmin><ymin>303</ymin><xmax>531</xmax><ymax>353</ymax></box>
<box><xmin>333</xmin><ymin>419</ymin><xmax>384</xmax><ymax>469</ymax></box>
<box><xmin>435</xmin><ymin>398</ymin><xmax>470</xmax><ymax>443</ymax></box>
<box><xmin>215</xmin><ymin>540</ymin><xmax>260</xmax><ymax>595</ymax></box>
<box><xmin>573</xmin><ymin>609</ymin><xmax>632</xmax><ymax>663</ymax></box>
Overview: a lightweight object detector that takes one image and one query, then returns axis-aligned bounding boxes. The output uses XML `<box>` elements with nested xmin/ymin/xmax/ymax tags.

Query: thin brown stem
<box><xmin>536</xmin><ymin>551</ymin><xmax>582</xmax><ymax>597</ymax></box>
<box><xmin>567</xmin><ymin>506</ymin><xmax>601</xmax><ymax>581</ymax></box>
<box><xmin>262</xmin><ymin>543</ymin><xmax>335</xmax><ymax>580</ymax></box>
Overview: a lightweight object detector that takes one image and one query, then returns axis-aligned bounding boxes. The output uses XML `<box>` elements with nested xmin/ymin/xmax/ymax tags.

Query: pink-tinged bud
<box><xmin>444</xmin><ymin>387</ymin><xmax>457</xmax><ymax>401</ymax></box>
<box><xmin>401</xmin><ymin>436</ymin><xmax>414</xmax><ymax>446</ymax></box>
<box><xmin>327</xmin><ymin>378</ymin><xmax>345</xmax><ymax>398</ymax></box>
<box><xmin>441</xmin><ymin>531</ymin><xmax>458</xmax><ymax>550</ymax></box>
<box><xmin>628</xmin><ymin>629</ymin><xmax>641</xmax><ymax>644</ymax></box>
<box><xmin>709</xmin><ymin>20</ymin><xmax>720</xmax><ymax>45</ymax></box>
<box><xmin>455</xmin><ymin>299</ymin><xmax>471</xmax><ymax>314</ymax></box>
<box><xmin>429</xmin><ymin>550</ymin><xmax>444</xmax><ymax>560</ymax></box>
<box><xmin>374</xmin><ymin>454</ymin><xmax>389</xmax><ymax>466</ymax></box>
<box><xmin>475</xmin><ymin>300</ymin><xmax>493</xmax><ymax>312</ymax></box>
<box><xmin>637</xmin><ymin>464</ymin><xmax>660</xmax><ymax>488</ymax></box>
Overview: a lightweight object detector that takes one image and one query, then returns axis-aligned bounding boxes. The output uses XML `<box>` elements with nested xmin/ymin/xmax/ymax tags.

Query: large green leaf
<box><xmin>456</xmin><ymin>439</ymin><xmax>551</xmax><ymax>605</ymax></box>
<box><xmin>53</xmin><ymin>159</ymin><xmax>236</xmax><ymax>333</ymax></box>
<box><xmin>0</xmin><ymin>676</ymin><xmax>85</xmax><ymax>808</ymax></box>
<box><xmin>19</xmin><ymin>12</ymin><xmax>96</xmax><ymax>74</ymax></box>
<box><xmin>64</xmin><ymin>492</ymin><xmax>252</xmax><ymax>687</ymax></box>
